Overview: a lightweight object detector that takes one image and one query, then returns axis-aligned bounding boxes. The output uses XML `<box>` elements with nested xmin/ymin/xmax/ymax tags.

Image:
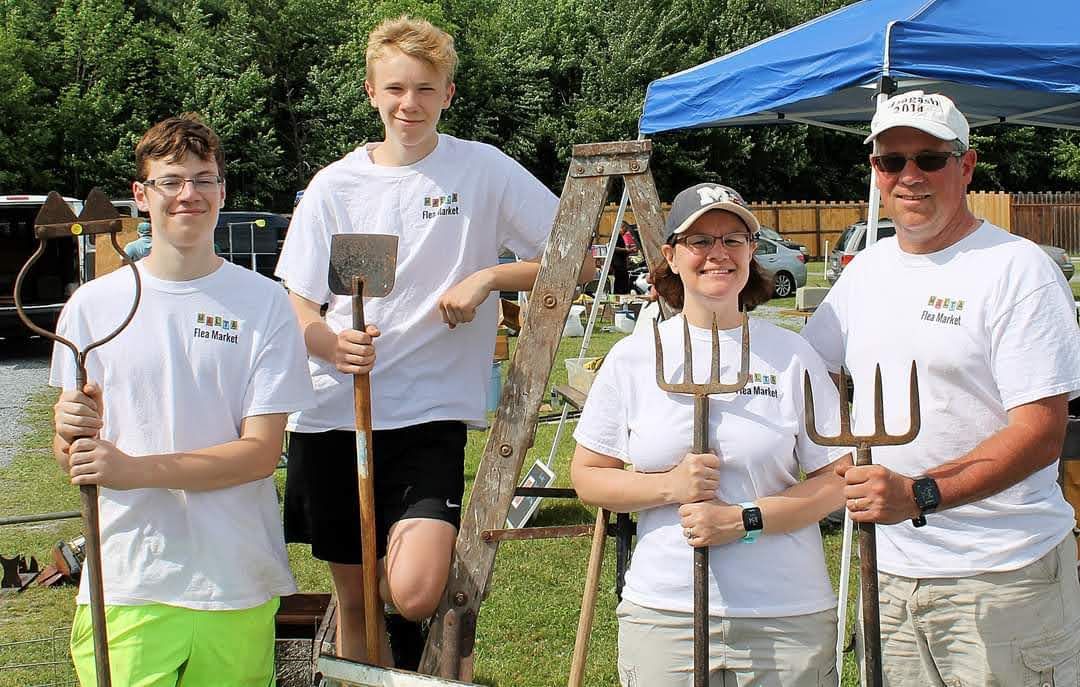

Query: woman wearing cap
<box><xmin>571</xmin><ymin>183</ymin><xmax>851</xmax><ymax>686</ymax></box>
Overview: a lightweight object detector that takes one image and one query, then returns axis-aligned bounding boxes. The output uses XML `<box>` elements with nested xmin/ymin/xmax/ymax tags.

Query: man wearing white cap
<box><xmin>803</xmin><ymin>91</ymin><xmax>1080</xmax><ymax>685</ymax></box>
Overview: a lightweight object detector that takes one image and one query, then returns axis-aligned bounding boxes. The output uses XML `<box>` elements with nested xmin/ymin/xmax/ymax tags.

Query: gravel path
<box><xmin>0</xmin><ymin>338</ymin><xmax>53</xmax><ymax>468</ymax></box>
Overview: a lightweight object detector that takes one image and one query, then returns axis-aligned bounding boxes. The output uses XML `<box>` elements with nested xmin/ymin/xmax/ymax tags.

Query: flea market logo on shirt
<box><xmin>422</xmin><ymin>192</ymin><xmax>460</xmax><ymax>220</ymax></box>
<box><xmin>920</xmin><ymin>295</ymin><xmax>964</xmax><ymax>326</ymax></box>
<box><xmin>194</xmin><ymin>312</ymin><xmax>242</xmax><ymax>344</ymax></box>
<box><xmin>737</xmin><ymin>372</ymin><xmax>779</xmax><ymax>399</ymax></box>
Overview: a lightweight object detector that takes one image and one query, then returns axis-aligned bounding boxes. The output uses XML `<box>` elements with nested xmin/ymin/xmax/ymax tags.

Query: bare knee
<box><xmin>388</xmin><ymin>575</ymin><xmax>444</xmax><ymax>620</ymax></box>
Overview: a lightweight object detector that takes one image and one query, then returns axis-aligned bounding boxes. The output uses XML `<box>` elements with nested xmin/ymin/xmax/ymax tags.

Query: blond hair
<box><xmin>365</xmin><ymin>16</ymin><xmax>458</xmax><ymax>84</ymax></box>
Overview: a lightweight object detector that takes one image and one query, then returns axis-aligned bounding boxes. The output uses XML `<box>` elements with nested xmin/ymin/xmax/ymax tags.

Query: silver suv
<box><xmin>827</xmin><ymin>218</ymin><xmax>1075</xmax><ymax>284</ymax></box>
<box><xmin>825</xmin><ymin>219</ymin><xmax>897</xmax><ymax>284</ymax></box>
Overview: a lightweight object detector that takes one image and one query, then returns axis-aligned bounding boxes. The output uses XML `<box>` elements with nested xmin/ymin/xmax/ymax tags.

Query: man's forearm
<box><xmin>927</xmin><ymin>394</ymin><xmax>1068</xmax><ymax>511</ymax></box>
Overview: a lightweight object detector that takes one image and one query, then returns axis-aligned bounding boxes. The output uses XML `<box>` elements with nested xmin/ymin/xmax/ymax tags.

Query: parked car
<box><xmin>214</xmin><ymin>211</ymin><xmax>290</xmax><ymax>280</ymax></box>
<box><xmin>755</xmin><ymin>235</ymin><xmax>807</xmax><ymax>298</ymax></box>
<box><xmin>759</xmin><ymin>226</ymin><xmax>810</xmax><ymax>259</ymax></box>
<box><xmin>1041</xmin><ymin>243</ymin><xmax>1075</xmax><ymax>280</ymax></box>
<box><xmin>827</xmin><ymin>218</ymin><xmax>1075</xmax><ymax>283</ymax></box>
<box><xmin>0</xmin><ymin>194</ymin><xmax>138</xmax><ymax>338</ymax></box>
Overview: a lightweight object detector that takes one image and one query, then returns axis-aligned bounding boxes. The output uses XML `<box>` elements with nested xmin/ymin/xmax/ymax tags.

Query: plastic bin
<box><xmin>565</xmin><ymin>356</ymin><xmax>602</xmax><ymax>394</ymax></box>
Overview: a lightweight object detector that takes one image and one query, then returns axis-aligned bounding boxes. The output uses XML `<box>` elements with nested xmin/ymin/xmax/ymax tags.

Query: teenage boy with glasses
<box><xmin>803</xmin><ymin>91</ymin><xmax>1080</xmax><ymax>686</ymax></box>
<box><xmin>50</xmin><ymin>114</ymin><xmax>314</xmax><ymax>686</ymax></box>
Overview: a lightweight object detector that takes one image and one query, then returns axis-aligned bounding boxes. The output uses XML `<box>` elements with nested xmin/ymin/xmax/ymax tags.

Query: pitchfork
<box><xmin>804</xmin><ymin>363</ymin><xmax>920</xmax><ymax>687</ymax></box>
<box><xmin>14</xmin><ymin>189</ymin><xmax>142</xmax><ymax>687</ymax></box>
<box><xmin>653</xmin><ymin>312</ymin><xmax>750</xmax><ymax>687</ymax></box>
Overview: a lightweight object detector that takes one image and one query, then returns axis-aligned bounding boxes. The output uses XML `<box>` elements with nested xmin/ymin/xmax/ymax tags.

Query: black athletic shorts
<box><xmin>283</xmin><ymin>421</ymin><xmax>467</xmax><ymax>563</ymax></box>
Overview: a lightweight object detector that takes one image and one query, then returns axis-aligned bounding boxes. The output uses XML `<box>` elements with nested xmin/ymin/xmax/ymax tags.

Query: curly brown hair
<box><xmin>649</xmin><ymin>246</ymin><xmax>774</xmax><ymax>312</ymax></box>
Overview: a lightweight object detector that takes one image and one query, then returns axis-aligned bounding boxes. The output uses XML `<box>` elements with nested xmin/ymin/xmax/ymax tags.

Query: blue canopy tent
<box><xmin>640</xmin><ymin>0</ymin><xmax>1080</xmax><ymax>136</ymax></box>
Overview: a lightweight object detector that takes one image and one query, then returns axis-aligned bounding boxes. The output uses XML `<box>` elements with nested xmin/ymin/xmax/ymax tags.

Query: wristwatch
<box><xmin>739</xmin><ymin>502</ymin><xmax>764</xmax><ymax>543</ymax></box>
<box><xmin>911</xmin><ymin>476</ymin><xmax>941</xmax><ymax>528</ymax></box>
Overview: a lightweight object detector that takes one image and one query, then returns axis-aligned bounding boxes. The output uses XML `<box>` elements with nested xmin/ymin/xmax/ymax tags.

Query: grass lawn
<box><xmin>0</xmin><ymin>324</ymin><xmax>859</xmax><ymax>687</ymax></box>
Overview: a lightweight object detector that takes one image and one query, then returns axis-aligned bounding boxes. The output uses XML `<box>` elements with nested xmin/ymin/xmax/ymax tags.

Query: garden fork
<box><xmin>14</xmin><ymin>189</ymin><xmax>143</xmax><ymax>687</ymax></box>
<box><xmin>804</xmin><ymin>363</ymin><xmax>920</xmax><ymax>687</ymax></box>
<box><xmin>653</xmin><ymin>312</ymin><xmax>750</xmax><ymax>687</ymax></box>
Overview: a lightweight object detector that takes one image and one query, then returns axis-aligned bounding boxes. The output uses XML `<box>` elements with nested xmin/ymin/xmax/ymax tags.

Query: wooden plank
<box><xmin>418</xmin><ymin>147</ymin><xmax>614</xmax><ymax>680</ymax></box>
<box><xmin>552</xmin><ymin>384</ymin><xmax>586</xmax><ymax>410</ymax></box>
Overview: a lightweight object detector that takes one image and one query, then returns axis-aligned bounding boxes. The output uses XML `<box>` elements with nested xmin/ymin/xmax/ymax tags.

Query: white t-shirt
<box><xmin>574</xmin><ymin>315</ymin><xmax>847</xmax><ymax>617</ymax></box>
<box><xmin>49</xmin><ymin>261</ymin><xmax>315</xmax><ymax>610</ymax></box>
<box><xmin>275</xmin><ymin>134</ymin><xmax>558</xmax><ymax>432</ymax></box>
<box><xmin>802</xmin><ymin>222</ymin><xmax>1080</xmax><ymax>577</ymax></box>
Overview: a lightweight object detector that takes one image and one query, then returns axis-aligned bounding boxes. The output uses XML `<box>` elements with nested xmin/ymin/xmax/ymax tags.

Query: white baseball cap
<box><xmin>864</xmin><ymin>91</ymin><xmax>969</xmax><ymax>148</ymax></box>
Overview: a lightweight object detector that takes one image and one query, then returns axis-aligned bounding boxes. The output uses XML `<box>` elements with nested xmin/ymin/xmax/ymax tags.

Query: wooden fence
<box><xmin>599</xmin><ymin>191</ymin><xmax>1015</xmax><ymax>258</ymax></box>
<box><xmin>1011</xmin><ymin>192</ymin><xmax>1080</xmax><ymax>253</ymax></box>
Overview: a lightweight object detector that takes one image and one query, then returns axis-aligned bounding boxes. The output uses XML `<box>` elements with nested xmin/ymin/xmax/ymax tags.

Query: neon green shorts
<box><xmin>70</xmin><ymin>597</ymin><xmax>280</xmax><ymax>687</ymax></box>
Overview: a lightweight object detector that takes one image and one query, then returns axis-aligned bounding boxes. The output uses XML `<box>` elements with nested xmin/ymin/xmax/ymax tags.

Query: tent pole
<box><xmin>865</xmin><ymin>77</ymin><xmax>896</xmax><ymax>247</ymax></box>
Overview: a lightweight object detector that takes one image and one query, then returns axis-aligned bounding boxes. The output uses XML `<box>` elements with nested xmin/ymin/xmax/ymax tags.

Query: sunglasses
<box><xmin>870</xmin><ymin>151</ymin><xmax>964</xmax><ymax>174</ymax></box>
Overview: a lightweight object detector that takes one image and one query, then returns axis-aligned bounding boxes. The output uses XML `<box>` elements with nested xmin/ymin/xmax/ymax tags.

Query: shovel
<box><xmin>328</xmin><ymin>233</ymin><xmax>399</xmax><ymax>664</ymax></box>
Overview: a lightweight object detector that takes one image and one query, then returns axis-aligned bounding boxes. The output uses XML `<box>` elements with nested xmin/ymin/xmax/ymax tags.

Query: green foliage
<box><xmin>0</xmin><ymin>0</ymin><xmax>1075</xmax><ymax>207</ymax></box>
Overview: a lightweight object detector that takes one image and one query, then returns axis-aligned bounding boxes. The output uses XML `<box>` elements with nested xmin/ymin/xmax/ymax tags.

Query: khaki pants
<box><xmin>616</xmin><ymin>598</ymin><xmax>837</xmax><ymax>687</ymax></box>
<box><xmin>872</xmin><ymin>536</ymin><xmax>1080</xmax><ymax>687</ymax></box>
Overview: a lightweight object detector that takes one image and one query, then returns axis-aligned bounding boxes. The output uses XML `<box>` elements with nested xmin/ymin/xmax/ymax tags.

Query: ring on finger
<box><xmin>683</xmin><ymin>527</ymin><xmax>693</xmax><ymax>539</ymax></box>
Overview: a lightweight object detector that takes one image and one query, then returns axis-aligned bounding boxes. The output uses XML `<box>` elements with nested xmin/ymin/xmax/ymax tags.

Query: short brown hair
<box><xmin>135</xmin><ymin>114</ymin><xmax>224</xmax><ymax>181</ymax></box>
<box><xmin>649</xmin><ymin>252</ymin><xmax>774</xmax><ymax>312</ymax></box>
<box><xmin>365</xmin><ymin>16</ymin><xmax>458</xmax><ymax>85</ymax></box>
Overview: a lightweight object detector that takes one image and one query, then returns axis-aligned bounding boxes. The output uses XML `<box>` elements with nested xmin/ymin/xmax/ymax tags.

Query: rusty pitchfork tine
<box><xmin>802</xmin><ymin>360</ymin><xmax>920</xmax><ymax>687</ymax></box>
<box><xmin>652</xmin><ymin>312</ymin><xmax>751</xmax><ymax>687</ymax></box>
<box><xmin>12</xmin><ymin>189</ymin><xmax>143</xmax><ymax>687</ymax></box>
<box><xmin>653</xmin><ymin>313</ymin><xmax>750</xmax><ymax>394</ymax></box>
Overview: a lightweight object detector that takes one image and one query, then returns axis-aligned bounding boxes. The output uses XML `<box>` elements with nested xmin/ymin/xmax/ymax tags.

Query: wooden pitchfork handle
<box><xmin>568</xmin><ymin>508</ymin><xmax>609</xmax><ymax>687</ymax></box>
<box><xmin>691</xmin><ymin>395</ymin><xmax>710</xmax><ymax>687</ymax></box>
<box><xmin>855</xmin><ymin>445</ymin><xmax>883</xmax><ymax>687</ymax></box>
<box><xmin>14</xmin><ymin>231</ymin><xmax>142</xmax><ymax>687</ymax></box>
<box><xmin>351</xmin><ymin>276</ymin><xmax>382</xmax><ymax>664</ymax></box>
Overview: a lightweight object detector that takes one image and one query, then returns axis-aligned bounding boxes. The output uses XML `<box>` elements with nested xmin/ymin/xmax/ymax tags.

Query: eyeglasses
<box><xmin>870</xmin><ymin>152</ymin><xmax>963</xmax><ymax>174</ymax></box>
<box><xmin>142</xmin><ymin>175</ymin><xmax>223</xmax><ymax>197</ymax></box>
<box><xmin>674</xmin><ymin>232</ymin><xmax>755</xmax><ymax>253</ymax></box>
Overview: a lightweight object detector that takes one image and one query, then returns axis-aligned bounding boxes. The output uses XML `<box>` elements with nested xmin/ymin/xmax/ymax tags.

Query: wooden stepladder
<box><xmin>420</xmin><ymin>140</ymin><xmax>668</xmax><ymax>681</ymax></box>
<box><xmin>318</xmin><ymin>140</ymin><xmax>669</xmax><ymax>686</ymax></box>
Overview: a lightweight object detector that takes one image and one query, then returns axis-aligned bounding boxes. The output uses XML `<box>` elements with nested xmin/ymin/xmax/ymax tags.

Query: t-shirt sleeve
<box><xmin>493</xmin><ymin>151</ymin><xmax>558</xmax><ymax>261</ymax></box>
<box><xmin>274</xmin><ymin>178</ymin><xmax>336</xmax><ymax>305</ymax></box>
<box><xmin>572</xmin><ymin>351</ymin><xmax>630</xmax><ymax>463</ymax></box>
<box><xmin>241</xmin><ymin>289</ymin><xmax>317</xmax><ymax>418</ymax></box>
<box><xmin>990</xmin><ymin>278</ymin><xmax>1080</xmax><ymax>409</ymax></box>
<box><xmin>793</xmin><ymin>343</ymin><xmax>850</xmax><ymax>474</ymax></box>
<box><xmin>800</xmin><ymin>278</ymin><xmax>848</xmax><ymax>374</ymax></box>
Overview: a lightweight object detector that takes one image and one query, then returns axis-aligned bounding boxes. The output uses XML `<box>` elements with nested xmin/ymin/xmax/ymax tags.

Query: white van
<box><xmin>0</xmin><ymin>194</ymin><xmax>138</xmax><ymax>337</ymax></box>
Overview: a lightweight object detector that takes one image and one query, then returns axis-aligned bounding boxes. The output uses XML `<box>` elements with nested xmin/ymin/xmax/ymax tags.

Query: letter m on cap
<box><xmin>696</xmin><ymin>186</ymin><xmax>733</xmax><ymax>207</ymax></box>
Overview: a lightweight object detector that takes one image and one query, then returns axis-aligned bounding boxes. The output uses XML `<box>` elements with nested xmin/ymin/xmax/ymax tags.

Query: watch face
<box><xmin>914</xmin><ymin>478</ymin><xmax>940</xmax><ymax>510</ymax></box>
<box><xmin>743</xmin><ymin>507</ymin><xmax>764</xmax><ymax>532</ymax></box>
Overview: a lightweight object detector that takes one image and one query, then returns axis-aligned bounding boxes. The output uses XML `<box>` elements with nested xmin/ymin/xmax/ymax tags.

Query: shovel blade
<box><xmin>328</xmin><ymin>234</ymin><xmax>399</xmax><ymax>297</ymax></box>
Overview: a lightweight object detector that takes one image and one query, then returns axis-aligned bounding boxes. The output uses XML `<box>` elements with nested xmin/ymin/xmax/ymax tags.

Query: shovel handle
<box><xmin>351</xmin><ymin>278</ymin><xmax>382</xmax><ymax>665</ymax></box>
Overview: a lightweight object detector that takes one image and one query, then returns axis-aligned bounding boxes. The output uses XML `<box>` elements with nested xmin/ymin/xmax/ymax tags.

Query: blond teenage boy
<box><xmin>51</xmin><ymin>114</ymin><xmax>314</xmax><ymax>685</ymax></box>
<box><xmin>275</xmin><ymin>16</ymin><xmax>585</xmax><ymax>666</ymax></box>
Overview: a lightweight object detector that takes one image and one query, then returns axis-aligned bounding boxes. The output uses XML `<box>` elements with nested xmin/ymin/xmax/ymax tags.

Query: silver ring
<box><xmin>684</xmin><ymin>527</ymin><xmax>693</xmax><ymax>539</ymax></box>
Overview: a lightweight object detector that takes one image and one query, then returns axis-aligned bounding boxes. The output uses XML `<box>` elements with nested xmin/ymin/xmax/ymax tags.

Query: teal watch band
<box><xmin>739</xmin><ymin>501</ymin><xmax>763</xmax><ymax>543</ymax></box>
